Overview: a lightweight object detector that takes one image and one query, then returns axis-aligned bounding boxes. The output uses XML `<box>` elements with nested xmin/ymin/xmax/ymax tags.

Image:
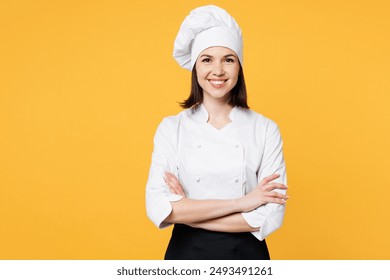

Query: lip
<box><xmin>208</xmin><ymin>79</ymin><xmax>228</xmax><ymax>88</ymax></box>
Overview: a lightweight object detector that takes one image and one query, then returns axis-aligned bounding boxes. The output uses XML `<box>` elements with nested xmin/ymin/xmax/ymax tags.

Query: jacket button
<box><xmin>234</xmin><ymin>144</ymin><xmax>239</xmax><ymax>148</ymax></box>
<box><xmin>234</xmin><ymin>177</ymin><xmax>239</xmax><ymax>183</ymax></box>
<box><xmin>197</xmin><ymin>144</ymin><xmax>202</xmax><ymax>148</ymax></box>
<box><xmin>195</xmin><ymin>176</ymin><xmax>200</xmax><ymax>182</ymax></box>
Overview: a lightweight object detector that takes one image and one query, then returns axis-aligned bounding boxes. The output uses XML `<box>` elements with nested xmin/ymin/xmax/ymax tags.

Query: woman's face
<box><xmin>195</xmin><ymin>46</ymin><xmax>240</xmax><ymax>104</ymax></box>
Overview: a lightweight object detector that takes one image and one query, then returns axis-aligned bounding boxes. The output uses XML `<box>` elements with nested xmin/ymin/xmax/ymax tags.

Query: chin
<box><xmin>204</xmin><ymin>91</ymin><xmax>232</xmax><ymax>101</ymax></box>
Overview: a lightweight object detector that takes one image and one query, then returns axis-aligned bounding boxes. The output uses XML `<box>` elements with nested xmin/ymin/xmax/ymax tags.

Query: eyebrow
<box><xmin>199</xmin><ymin>54</ymin><xmax>237</xmax><ymax>58</ymax></box>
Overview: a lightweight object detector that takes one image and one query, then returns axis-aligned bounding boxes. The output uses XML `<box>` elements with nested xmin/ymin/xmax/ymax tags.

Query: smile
<box><xmin>208</xmin><ymin>79</ymin><xmax>227</xmax><ymax>88</ymax></box>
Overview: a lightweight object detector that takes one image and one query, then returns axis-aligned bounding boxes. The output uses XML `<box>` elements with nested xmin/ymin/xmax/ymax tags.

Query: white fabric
<box><xmin>145</xmin><ymin>105</ymin><xmax>287</xmax><ymax>241</ymax></box>
<box><xmin>173</xmin><ymin>5</ymin><xmax>243</xmax><ymax>71</ymax></box>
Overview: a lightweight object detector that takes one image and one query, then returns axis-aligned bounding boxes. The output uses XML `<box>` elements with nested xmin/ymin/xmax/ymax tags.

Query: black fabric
<box><xmin>164</xmin><ymin>224</ymin><xmax>270</xmax><ymax>260</ymax></box>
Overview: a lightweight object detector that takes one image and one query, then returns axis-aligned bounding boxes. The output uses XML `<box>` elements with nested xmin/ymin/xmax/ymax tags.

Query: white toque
<box><xmin>173</xmin><ymin>5</ymin><xmax>243</xmax><ymax>71</ymax></box>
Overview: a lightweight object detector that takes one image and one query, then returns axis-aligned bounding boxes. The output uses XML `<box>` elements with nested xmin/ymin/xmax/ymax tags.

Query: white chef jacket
<box><xmin>146</xmin><ymin>104</ymin><xmax>287</xmax><ymax>241</ymax></box>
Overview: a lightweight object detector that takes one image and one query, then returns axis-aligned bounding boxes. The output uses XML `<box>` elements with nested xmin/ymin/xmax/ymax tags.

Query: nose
<box><xmin>212</xmin><ymin>62</ymin><xmax>225</xmax><ymax>76</ymax></box>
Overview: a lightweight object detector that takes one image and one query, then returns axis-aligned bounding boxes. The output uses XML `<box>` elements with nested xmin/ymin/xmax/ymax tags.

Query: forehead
<box><xmin>199</xmin><ymin>46</ymin><xmax>237</xmax><ymax>57</ymax></box>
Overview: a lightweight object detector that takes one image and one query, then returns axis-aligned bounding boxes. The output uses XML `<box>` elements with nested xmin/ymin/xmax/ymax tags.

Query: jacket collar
<box><xmin>189</xmin><ymin>103</ymin><xmax>238</xmax><ymax>123</ymax></box>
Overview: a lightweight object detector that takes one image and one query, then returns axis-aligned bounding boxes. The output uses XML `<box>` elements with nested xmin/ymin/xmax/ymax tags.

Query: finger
<box><xmin>165</xmin><ymin>173</ymin><xmax>184</xmax><ymax>188</ymax></box>
<box><xmin>164</xmin><ymin>175</ymin><xmax>186</xmax><ymax>196</ymax></box>
<box><xmin>164</xmin><ymin>176</ymin><xmax>177</xmax><ymax>190</ymax></box>
<box><xmin>264</xmin><ymin>182</ymin><xmax>288</xmax><ymax>192</ymax></box>
<box><xmin>259</xmin><ymin>174</ymin><xmax>280</xmax><ymax>186</ymax></box>
<box><xmin>168</xmin><ymin>185</ymin><xmax>177</xmax><ymax>194</ymax></box>
<box><xmin>166</xmin><ymin>175</ymin><xmax>181</xmax><ymax>190</ymax></box>
<box><xmin>165</xmin><ymin>177</ymin><xmax>179</xmax><ymax>192</ymax></box>
<box><xmin>264</xmin><ymin>196</ymin><xmax>287</xmax><ymax>205</ymax></box>
<box><xmin>169</xmin><ymin>174</ymin><xmax>180</xmax><ymax>184</ymax></box>
<box><xmin>265</xmin><ymin>192</ymin><xmax>289</xmax><ymax>200</ymax></box>
<box><xmin>167</xmin><ymin>174</ymin><xmax>184</xmax><ymax>192</ymax></box>
<box><xmin>166</xmin><ymin>180</ymin><xmax>184</xmax><ymax>196</ymax></box>
<box><xmin>165</xmin><ymin>180</ymin><xmax>178</xmax><ymax>194</ymax></box>
<box><xmin>274</xmin><ymin>198</ymin><xmax>287</xmax><ymax>204</ymax></box>
<box><xmin>164</xmin><ymin>173</ymin><xmax>178</xmax><ymax>187</ymax></box>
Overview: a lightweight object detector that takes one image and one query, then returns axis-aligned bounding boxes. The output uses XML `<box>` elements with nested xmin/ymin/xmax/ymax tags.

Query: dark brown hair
<box><xmin>179</xmin><ymin>63</ymin><xmax>250</xmax><ymax>110</ymax></box>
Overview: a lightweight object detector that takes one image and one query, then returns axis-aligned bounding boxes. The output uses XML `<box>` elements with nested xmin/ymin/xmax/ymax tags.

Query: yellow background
<box><xmin>1</xmin><ymin>0</ymin><xmax>389</xmax><ymax>259</ymax></box>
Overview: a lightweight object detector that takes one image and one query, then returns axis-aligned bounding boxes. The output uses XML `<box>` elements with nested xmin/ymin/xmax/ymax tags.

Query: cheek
<box><xmin>196</xmin><ymin>70</ymin><xmax>209</xmax><ymax>87</ymax></box>
<box><xmin>196</xmin><ymin>72</ymin><xmax>202</xmax><ymax>81</ymax></box>
<box><xmin>234</xmin><ymin>68</ymin><xmax>240</xmax><ymax>83</ymax></box>
<box><xmin>196</xmin><ymin>74</ymin><xmax>205</xmax><ymax>88</ymax></box>
<box><xmin>230</xmin><ymin>69</ymin><xmax>240</xmax><ymax>85</ymax></box>
<box><xmin>227</xmin><ymin>64</ymin><xmax>239</xmax><ymax>77</ymax></box>
<box><xmin>195</xmin><ymin>67</ymin><xmax>207</xmax><ymax>79</ymax></box>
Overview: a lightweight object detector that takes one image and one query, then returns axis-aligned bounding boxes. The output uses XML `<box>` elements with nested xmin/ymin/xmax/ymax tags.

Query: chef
<box><xmin>146</xmin><ymin>5</ymin><xmax>289</xmax><ymax>260</ymax></box>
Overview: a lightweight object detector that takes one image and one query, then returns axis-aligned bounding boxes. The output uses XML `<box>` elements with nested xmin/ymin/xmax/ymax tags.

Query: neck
<box><xmin>202</xmin><ymin>96</ymin><xmax>233</xmax><ymax>123</ymax></box>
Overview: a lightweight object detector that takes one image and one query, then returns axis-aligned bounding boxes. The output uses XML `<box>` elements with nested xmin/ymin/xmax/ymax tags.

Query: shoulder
<box><xmin>235</xmin><ymin>108</ymin><xmax>282</xmax><ymax>143</ymax></box>
<box><xmin>154</xmin><ymin>109</ymin><xmax>189</xmax><ymax>140</ymax></box>
<box><xmin>157</xmin><ymin>109</ymin><xmax>188</xmax><ymax>130</ymax></box>
<box><xmin>236</xmin><ymin>107</ymin><xmax>278</xmax><ymax>129</ymax></box>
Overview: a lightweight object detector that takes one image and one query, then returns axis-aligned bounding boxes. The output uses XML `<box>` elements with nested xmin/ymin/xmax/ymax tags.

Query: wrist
<box><xmin>232</xmin><ymin>198</ymin><xmax>244</xmax><ymax>213</ymax></box>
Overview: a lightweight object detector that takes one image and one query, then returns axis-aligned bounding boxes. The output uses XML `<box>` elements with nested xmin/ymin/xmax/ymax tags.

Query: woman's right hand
<box><xmin>236</xmin><ymin>174</ymin><xmax>288</xmax><ymax>212</ymax></box>
<box><xmin>164</xmin><ymin>172</ymin><xmax>186</xmax><ymax>197</ymax></box>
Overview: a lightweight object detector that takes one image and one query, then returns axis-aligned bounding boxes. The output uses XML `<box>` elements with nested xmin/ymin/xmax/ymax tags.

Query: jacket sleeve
<box><xmin>241</xmin><ymin>119</ymin><xmax>287</xmax><ymax>240</ymax></box>
<box><xmin>145</xmin><ymin>117</ymin><xmax>184</xmax><ymax>228</ymax></box>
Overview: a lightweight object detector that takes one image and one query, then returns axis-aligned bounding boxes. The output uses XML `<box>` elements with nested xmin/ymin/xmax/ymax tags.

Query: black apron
<box><xmin>164</xmin><ymin>224</ymin><xmax>270</xmax><ymax>260</ymax></box>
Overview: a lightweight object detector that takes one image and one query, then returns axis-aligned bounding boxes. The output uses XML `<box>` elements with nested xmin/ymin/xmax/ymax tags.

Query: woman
<box><xmin>146</xmin><ymin>5</ymin><xmax>288</xmax><ymax>260</ymax></box>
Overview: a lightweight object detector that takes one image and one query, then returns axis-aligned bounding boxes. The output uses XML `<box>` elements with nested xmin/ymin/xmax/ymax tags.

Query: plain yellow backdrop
<box><xmin>1</xmin><ymin>0</ymin><xmax>389</xmax><ymax>259</ymax></box>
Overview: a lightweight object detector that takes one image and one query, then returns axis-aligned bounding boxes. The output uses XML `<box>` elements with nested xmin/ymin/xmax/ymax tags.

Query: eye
<box><xmin>201</xmin><ymin>58</ymin><xmax>211</xmax><ymax>63</ymax></box>
<box><xmin>225</xmin><ymin>57</ymin><xmax>235</xmax><ymax>63</ymax></box>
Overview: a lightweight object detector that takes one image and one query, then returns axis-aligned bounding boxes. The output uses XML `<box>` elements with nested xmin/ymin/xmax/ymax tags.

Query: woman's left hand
<box><xmin>164</xmin><ymin>172</ymin><xmax>186</xmax><ymax>197</ymax></box>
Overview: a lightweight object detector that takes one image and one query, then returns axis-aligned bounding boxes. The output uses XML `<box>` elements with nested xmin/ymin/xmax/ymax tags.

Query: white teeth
<box><xmin>209</xmin><ymin>80</ymin><xmax>225</xmax><ymax>85</ymax></box>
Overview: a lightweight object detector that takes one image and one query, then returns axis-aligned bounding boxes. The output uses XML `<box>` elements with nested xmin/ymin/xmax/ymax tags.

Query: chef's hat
<box><xmin>173</xmin><ymin>5</ymin><xmax>243</xmax><ymax>71</ymax></box>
